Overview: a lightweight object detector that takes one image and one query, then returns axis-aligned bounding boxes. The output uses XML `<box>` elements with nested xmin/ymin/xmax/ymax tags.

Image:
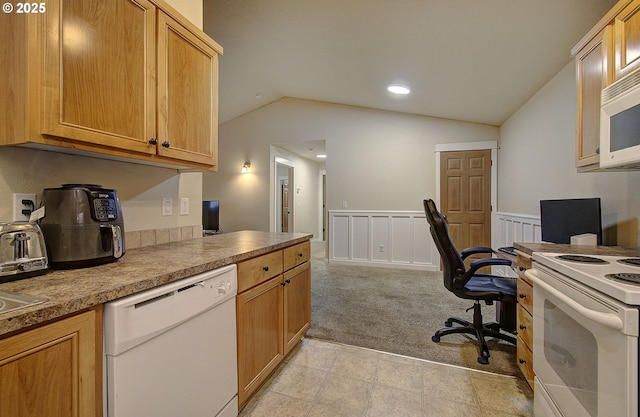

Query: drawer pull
<box><xmin>519</xmin><ymin>324</ymin><xmax>526</xmax><ymax>330</ymax></box>
<box><xmin>263</xmin><ymin>266</ymin><xmax>269</xmax><ymax>272</ymax></box>
<box><xmin>519</xmin><ymin>293</ymin><xmax>527</xmax><ymax>299</ymax></box>
<box><xmin>519</xmin><ymin>358</ymin><xmax>526</xmax><ymax>364</ymax></box>
<box><xmin>519</xmin><ymin>266</ymin><xmax>527</xmax><ymax>272</ymax></box>
<box><xmin>298</xmin><ymin>252</ymin><xmax>303</xmax><ymax>257</ymax></box>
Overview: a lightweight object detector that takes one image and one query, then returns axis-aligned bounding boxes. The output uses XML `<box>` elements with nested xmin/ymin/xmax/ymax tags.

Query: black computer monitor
<box><xmin>202</xmin><ymin>200</ymin><xmax>220</xmax><ymax>232</ymax></box>
<box><xmin>539</xmin><ymin>198</ymin><xmax>602</xmax><ymax>245</ymax></box>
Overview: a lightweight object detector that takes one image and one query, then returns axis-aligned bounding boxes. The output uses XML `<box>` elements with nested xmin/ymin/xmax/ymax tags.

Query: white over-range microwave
<box><xmin>600</xmin><ymin>67</ymin><xmax>640</xmax><ymax>169</ymax></box>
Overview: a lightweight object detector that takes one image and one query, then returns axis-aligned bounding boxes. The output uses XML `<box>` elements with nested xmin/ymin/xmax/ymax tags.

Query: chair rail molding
<box><xmin>329</xmin><ymin>210</ymin><xmax>438</xmax><ymax>270</ymax></box>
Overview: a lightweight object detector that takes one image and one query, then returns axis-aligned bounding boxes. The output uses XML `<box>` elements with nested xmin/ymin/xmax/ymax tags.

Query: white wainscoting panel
<box><xmin>329</xmin><ymin>210</ymin><xmax>437</xmax><ymax>270</ymax></box>
<box><xmin>494</xmin><ymin>212</ymin><xmax>542</xmax><ymax>249</ymax></box>
<box><xmin>329</xmin><ymin>210</ymin><xmax>540</xmax><ymax>272</ymax></box>
<box><xmin>493</xmin><ymin>212</ymin><xmax>541</xmax><ymax>277</ymax></box>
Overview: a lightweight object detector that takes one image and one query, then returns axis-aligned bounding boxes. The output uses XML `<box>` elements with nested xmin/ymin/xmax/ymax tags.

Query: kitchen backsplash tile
<box><xmin>155</xmin><ymin>228</ymin><xmax>170</xmax><ymax>245</ymax></box>
<box><xmin>126</xmin><ymin>225</ymin><xmax>203</xmax><ymax>249</ymax></box>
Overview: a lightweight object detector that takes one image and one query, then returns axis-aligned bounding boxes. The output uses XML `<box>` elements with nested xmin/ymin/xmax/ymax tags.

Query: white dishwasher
<box><xmin>104</xmin><ymin>264</ymin><xmax>238</xmax><ymax>417</ymax></box>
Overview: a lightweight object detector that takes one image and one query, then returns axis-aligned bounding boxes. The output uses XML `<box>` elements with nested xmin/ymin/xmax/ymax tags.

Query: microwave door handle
<box><xmin>525</xmin><ymin>270</ymin><xmax>623</xmax><ymax>331</ymax></box>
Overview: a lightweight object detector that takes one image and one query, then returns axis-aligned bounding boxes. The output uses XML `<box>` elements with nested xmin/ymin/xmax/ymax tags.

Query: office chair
<box><xmin>423</xmin><ymin>198</ymin><xmax>516</xmax><ymax>364</ymax></box>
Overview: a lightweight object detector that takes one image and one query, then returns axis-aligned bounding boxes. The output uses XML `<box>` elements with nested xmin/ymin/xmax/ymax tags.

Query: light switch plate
<box><xmin>162</xmin><ymin>198</ymin><xmax>173</xmax><ymax>216</ymax></box>
<box><xmin>179</xmin><ymin>198</ymin><xmax>189</xmax><ymax>215</ymax></box>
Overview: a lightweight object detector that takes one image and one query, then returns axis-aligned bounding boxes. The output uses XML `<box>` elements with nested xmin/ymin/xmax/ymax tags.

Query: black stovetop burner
<box><xmin>605</xmin><ymin>273</ymin><xmax>640</xmax><ymax>285</ymax></box>
<box><xmin>556</xmin><ymin>254</ymin><xmax>609</xmax><ymax>264</ymax></box>
<box><xmin>618</xmin><ymin>258</ymin><xmax>640</xmax><ymax>267</ymax></box>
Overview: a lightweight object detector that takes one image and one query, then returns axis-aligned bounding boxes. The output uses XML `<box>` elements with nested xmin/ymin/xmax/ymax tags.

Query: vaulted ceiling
<box><xmin>203</xmin><ymin>0</ymin><xmax>616</xmax><ymax>128</ymax></box>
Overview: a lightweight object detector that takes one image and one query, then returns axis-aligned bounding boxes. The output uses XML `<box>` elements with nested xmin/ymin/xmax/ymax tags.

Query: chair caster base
<box><xmin>477</xmin><ymin>356</ymin><xmax>489</xmax><ymax>365</ymax></box>
<box><xmin>432</xmin><ymin>335</ymin><xmax>441</xmax><ymax>343</ymax></box>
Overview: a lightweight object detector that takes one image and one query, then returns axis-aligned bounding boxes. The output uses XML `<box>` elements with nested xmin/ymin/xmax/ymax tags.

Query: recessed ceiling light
<box><xmin>316</xmin><ymin>154</ymin><xmax>326</xmax><ymax>158</ymax></box>
<box><xmin>387</xmin><ymin>85</ymin><xmax>410</xmax><ymax>95</ymax></box>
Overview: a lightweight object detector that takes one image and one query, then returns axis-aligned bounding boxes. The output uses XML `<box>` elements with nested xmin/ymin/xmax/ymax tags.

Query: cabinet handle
<box><xmin>285</xmin><ymin>279</ymin><xmax>291</xmax><ymax>284</ymax></box>
<box><xmin>298</xmin><ymin>252</ymin><xmax>303</xmax><ymax>257</ymax></box>
<box><xmin>161</xmin><ymin>141</ymin><xmax>171</xmax><ymax>148</ymax></box>
<box><xmin>518</xmin><ymin>266</ymin><xmax>527</xmax><ymax>271</ymax></box>
<box><xmin>519</xmin><ymin>324</ymin><xmax>526</xmax><ymax>330</ymax></box>
<box><xmin>281</xmin><ymin>282</ymin><xmax>286</xmax><ymax>287</ymax></box>
<box><xmin>263</xmin><ymin>266</ymin><xmax>269</xmax><ymax>272</ymax></box>
<box><xmin>148</xmin><ymin>138</ymin><xmax>158</xmax><ymax>145</ymax></box>
<box><xmin>519</xmin><ymin>293</ymin><xmax>526</xmax><ymax>299</ymax></box>
<box><xmin>519</xmin><ymin>358</ymin><xmax>526</xmax><ymax>364</ymax></box>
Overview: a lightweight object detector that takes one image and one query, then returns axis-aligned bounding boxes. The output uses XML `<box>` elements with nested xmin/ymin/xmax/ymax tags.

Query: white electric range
<box><xmin>525</xmin><ymin>252</ymin><xmax>640</xmax><ymax>417</ymax></box>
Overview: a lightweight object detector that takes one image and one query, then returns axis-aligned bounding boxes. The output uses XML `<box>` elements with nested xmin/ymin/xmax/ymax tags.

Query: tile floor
<box><xmin>239</xmin><ymin>338</ymin><xmax>533</xmax><ymax>417</ymax></box>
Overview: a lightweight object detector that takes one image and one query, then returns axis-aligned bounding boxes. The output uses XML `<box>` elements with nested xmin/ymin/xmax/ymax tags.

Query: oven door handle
<box><xmin>525</xmin><ymin>269</ymin><xmax>623</xmax><ymax>331</ymax></box>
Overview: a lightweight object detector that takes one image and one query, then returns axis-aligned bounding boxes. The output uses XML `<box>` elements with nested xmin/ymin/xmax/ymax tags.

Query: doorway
<box><xmin>434</xmin><ymin>141</ymin><xmax>498</xmax><ymax>254</ymax></box>
<box><xmin>275</xmin><ymin>159</ymin><xmax>294</xmax><ymax>233</ymax></box>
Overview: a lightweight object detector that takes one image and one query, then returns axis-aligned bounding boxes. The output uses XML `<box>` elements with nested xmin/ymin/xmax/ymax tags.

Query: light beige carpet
<box><xmin>307</xmin><ymin>246</ymin><xmax>521</xmax><ymax>377</ymax></box>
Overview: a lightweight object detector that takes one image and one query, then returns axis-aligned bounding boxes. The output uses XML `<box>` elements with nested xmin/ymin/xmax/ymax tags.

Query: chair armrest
<box><xmin>460</xmin><ymin>246</ymin><xmax>494</xmax><ymax>259</ymax></box>
<box><xmin>466</xmin><ymin>257</ymin><xmax>512</xmax><ymax>276</ymax></box>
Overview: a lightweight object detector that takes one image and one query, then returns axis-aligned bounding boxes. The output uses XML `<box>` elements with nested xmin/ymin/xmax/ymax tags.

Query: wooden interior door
<box><xmin>440</xmin><ymin>150</ymin><xmax>492</xmax><ymax>258</ymax></box>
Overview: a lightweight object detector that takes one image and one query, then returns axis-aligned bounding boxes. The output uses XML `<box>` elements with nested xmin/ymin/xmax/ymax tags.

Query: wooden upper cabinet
<box><xmin>575</xmin><ymin>27</ymin><xmax>613</xmax><ymax>168</ymax></box>
<box><xmin>157</xmin><ymin>12</ymin><xmax>219</xmax><ymax>166</ymax></box>
<box><xmin>614</xmin><ymin>0</ymin><xmax>640</xmax><ymax>79</ymax></box>
<box><xmin>0</xmin><ymin>0</ymin><xmax>222</xmax><ymax>170</ymax></box>
<box><xmin>43</xmin><ymin>0</ymin><xmax>157</xmax><ymax>154</ymax></box>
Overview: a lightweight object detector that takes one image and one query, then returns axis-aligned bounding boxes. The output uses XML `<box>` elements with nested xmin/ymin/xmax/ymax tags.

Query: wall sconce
<box><xmin>241</xmin><ymin>162</ymin><xmax>251</xmax><ymax>174</ymax></box>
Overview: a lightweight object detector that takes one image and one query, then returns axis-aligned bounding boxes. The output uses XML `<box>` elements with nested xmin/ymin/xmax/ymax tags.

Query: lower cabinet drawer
<box><xmin>517</xmin><ymin>335</ymin><xmax>534</xmax><ymax>389</ymax></box>
<box><xmin>237</xmin><ymin>250</ymin><xmax>283</xmax><ymax>293</ymax></box>
<box><xmin>284</xmin><ymin>241</ymin><xmax>310</xmax><ymax>271</ymax></box>
<box><xmin>517</xmin><ymin>277</ymin><xmax>533</xmax><ymax>314</ymax></box>
<box><xmin>517</xmin><ymin>304</ymin><xmax>533</xmax><ymax>350</ymax></box>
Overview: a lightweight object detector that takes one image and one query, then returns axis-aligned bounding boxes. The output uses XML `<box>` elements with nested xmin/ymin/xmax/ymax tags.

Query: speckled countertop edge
<box><xmin>0</xmin><ymin>230</ymin><xmax>312</xmax><ymax>337</ymax></box>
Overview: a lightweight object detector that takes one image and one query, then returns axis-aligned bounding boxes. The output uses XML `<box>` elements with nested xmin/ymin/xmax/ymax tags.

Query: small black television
<box><xmin>202</xmin><ymin>200</ymin><xmax>220</xmax><ymax>232</ymax></box>
<box><xmin>539</xmin><ymin>198</ymin><xmax>602</xmax><ymax>245</ymax></box>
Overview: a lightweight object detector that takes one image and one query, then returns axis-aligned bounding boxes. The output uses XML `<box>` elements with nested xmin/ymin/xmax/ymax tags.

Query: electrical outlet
<box><xmin>13</xmin><ymin>193</ymin><xmax>36</xmax><ymax>222</ymax></box>
<box><xmin>379</xmin><ymin>245</ymin><xmax>385</xmax><ymax>253</ymax></box>
<box><xmin>179</xmin><ymin>198</ymin><xmax>189</xmax><ymax>215</ymax></box>
<box><xmin>162</xmin><ymin>198</ymin><xmax>173</xmax><ymax>216</ymax></box>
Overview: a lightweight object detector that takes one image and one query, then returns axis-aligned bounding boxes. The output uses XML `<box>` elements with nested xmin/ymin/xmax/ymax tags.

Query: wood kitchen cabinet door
<box><xmin>0</xmin><ymin>308</ymin><xmax>101</xmax><ymax>417</ymax></box>
<box><xmin>575</xmin><ymin>27</ymin><xmax>612</xmax><ymax>168</ymax></box>
<box><xmin>236</xmin><ymin>275</ymin><xmax>284</xmax><ymax>406</ymax></box>
<box><xmin>614</xmin><ymin>0</ymin><xmax>640</xmax><ymax>80</ymax></box>
<box><xmin>157</xmin><ymin>12</ymin><xmax>219</xmax><ymax>166</ymax></box>
<box><xmin>42</xmin><ymin>0</ymin><xmax>157</xmax><ymax>154</ymax></box>
<box><xmin>283</xmin><ymin>262</ymin><xmax>311</xmax><ymax>355</ymax></box>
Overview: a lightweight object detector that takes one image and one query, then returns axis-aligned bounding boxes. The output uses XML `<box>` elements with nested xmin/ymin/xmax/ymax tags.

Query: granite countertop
<box><xmin>0</xmin><ymin>230</ymin><xmax>312</xmax><ymax>337</ymax></box>
<box><xmin>513</xmin><ymin>242</ymin><xmax>640</xmax><ymax>257</ymax></box>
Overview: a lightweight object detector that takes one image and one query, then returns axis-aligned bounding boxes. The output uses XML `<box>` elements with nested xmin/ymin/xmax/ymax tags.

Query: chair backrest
<box><xmin>423</xmin><ymin>199</ymin><xmax>466</xmax><ymax>292</ymax></box>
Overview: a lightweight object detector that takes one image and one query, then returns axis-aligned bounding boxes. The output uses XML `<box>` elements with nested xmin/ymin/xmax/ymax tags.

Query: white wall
<box><xmin>0</xmin><ymin>147</ymin><xmax>202</xmax><ymax>232</ymax></box>
<box><xmin>499</xmin><ymin>61</ymin><xmax>640</xmax><ymax>246</ymax></box>
<box><xmin>206</xmin><ymin>98</ymin><xmax>499</xmax><ymax>233</ymax></box>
